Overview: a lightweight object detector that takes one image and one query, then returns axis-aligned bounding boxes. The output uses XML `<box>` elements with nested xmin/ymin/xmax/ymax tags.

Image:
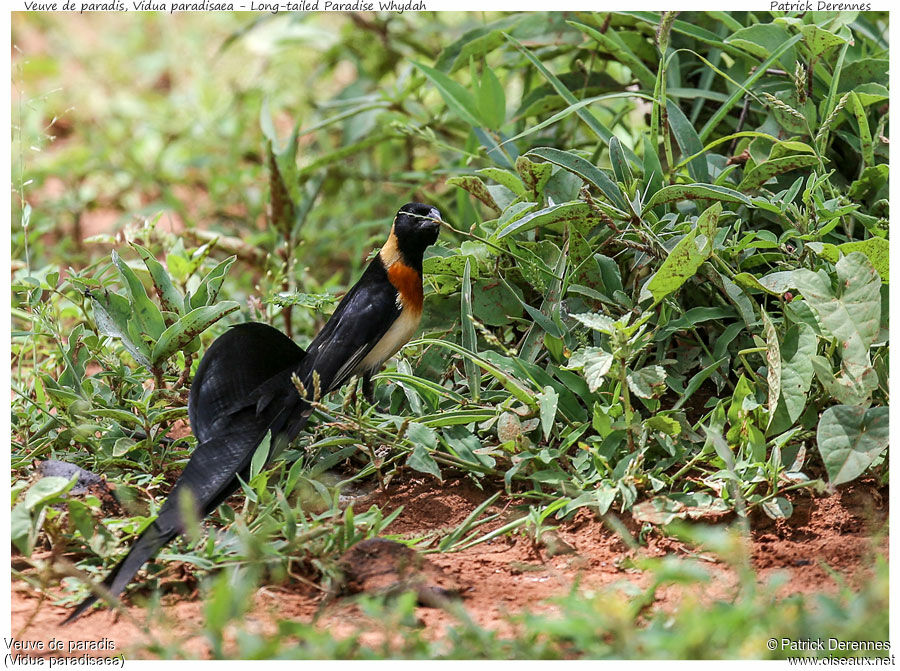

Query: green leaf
<box><xmin>725</xmin><ymin>23</ymin><xmax>793</xmax><ymax>60</ymax></box>
<box><xmin>779</xmin><ymin>322</ymin><xmax>817</xmax><ymax>424</ymax></box>
<box><xmin>460</xmin><ymin>259</ymin><xmax>480</xmax><ymax>402</ymax></box>
<box><xmin>476</xmin><ymin>167</ymin><xmax>525</xmax><ymax>196</ymax></box>
<box><xmin>477</xmin><ymin>65</ymin><xmax>506</xmax><ymax>129</ymax></box>
<box><xmin>191</xmin><ymin>256</ymin><xmax>237</xmax><ymax>309</ymax></box>
<box><xmin>645</xmin><ymin>202</ymin><xmax>720</xmax><ymax>303</ymax></box>
<box><xmin>738</xmin><ymin>155</ymin><xmax>820</xmax><ymax>191</ymax></box>
<box><xmin>846</xmin><ymin>91</ymin><xmax>874</xmax><ymax>168</ymax></box>
<box><xmin>504</xmin><ymin>32</ymin><xmax>639</xmax><ymax>165</ymax></box>
<box><xmin>515</xmin><ymin>156</ymin><xmax>552</xmax><ymax>199</ymax></box>
<box><xmin>22</xmin><ymin>475</ymin><xmax>77</xmax><ymax>510</ymax></box>
<box><xmin>412</xmin><ymin>60</ymin><xmax>482</xmax><ymax>128</ymax></box>
<box><xmin>837</xmin><ymin>238</ymin><xmax>888</xmax><ymax>282</ymax></box>
<box><xmin>608</xmin><ymin>135</ymin><xmax>633</xmax><ymax>186</ymax></box>
<box><xmin>447</xmin><ymin>175</ymin><xmax>502</xmax><ymax>212</ymax></box>
<box><xmin>568</xmin><ymin>21</ymin><xmax>656</xmax><ymax>90</ymax></box>
<box><xmin>524</xmin><ymin>147</ymin><xmax>627</xmax><ymax>210</ymax></box>
<box><xmin>249</xmin><ymin>432</ymin><xmax>272</xmax><ymax>480</ymax></box>
<box><xmin>132</xmin><ymin>243</ymin><xmax>184</xmax><ymax>316</ymax></box>
<box><xmin>761</xmin><ymin>310</ymin><xmax>781</xmax><ymax>426</ymax></box>
<box><xmin>816</xmin><ymin>405</ymin><xmax>888</xmax><ymax>485</ymax></box>
<box><xmin>150</xmin><ymin>302</ymin><xmax>240</xmax><ymax>365</ymax></box>
<box><xmin>112</xmin><ymin>436</ymin><xmax>138</xmax><ymax>457</ymax></box>
<box><xmin>537</xmin><ymin>385</ymin><xmax>559</xmax><ymax>442</ymax></box>
<box><xmin>666</xmin><ymin>100</ymin><xmax>709</xmax><ymax>183</ymax></box>
<box><xmin>643</xmin><ymin>183</ymin><xmax>751</xmax><ymax>212</ymax></box>
<box><xmin>565</xmin><ymin>347</ymin><xmax>613</xmax><ymax>393</ymax></box>
<box><xmin>645</xmin><ymin>413</ymin><xmax>682</xmax><ymax>436</ymax></box>
<box><xmin>761</xmin><ymin>497</ymin><xmax>793</xmax><ymax>520</ymax></box>
<box><xmin>627</xmin><ymin>365</ymin><xmax>666</xmax><ymax>399</ymax></box>
<box><xmin>792</xmin><ymin>252</ymin><xmax>880</xmax><ymax>369</ymax></box>
<box><xmin>801</xmin><ymin>24</ymin><xmax>849</xmax><ymax>57</ymax></box>
<box><xmin>642</xmin><ymin>135</ymin><xmax>664</xmax><ymax>200</ymax></box>
<box><xmin>89</xmin><ymin>289</ymin><xmax>151</xmax><ymax>367</ymax></box>
<box><xmin>495</xmin><ymin>201</ymin><xmax>594</xmax><ymax>239</ymax></box>
<box><xmin>112</xmin><ymin>249</ymin><xmax>166</xmax><ymax>340</ymax></box>
<box><xmin>572</xmin><ymin>312</ymin><xmax>615</xmax><ymax>334</ymax></box>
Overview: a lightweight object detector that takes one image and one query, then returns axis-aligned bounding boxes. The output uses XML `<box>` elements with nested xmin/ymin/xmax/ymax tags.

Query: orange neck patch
<box><xmin>387</xmin><ymin>261</ymin><xmax>423</xmax><ymax>314</ymax></box>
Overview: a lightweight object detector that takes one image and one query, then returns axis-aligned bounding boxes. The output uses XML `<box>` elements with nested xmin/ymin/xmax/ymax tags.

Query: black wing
<box><xmin>296</xmin><ymin>258</ymin><xmax>401</xmax><ymax>396</ymax></box>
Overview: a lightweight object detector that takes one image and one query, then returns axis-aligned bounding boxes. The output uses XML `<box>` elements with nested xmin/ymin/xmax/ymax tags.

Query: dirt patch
<box><xmin>10</xmin><ymin>476</ymin><xmax>888</xmax><ymax>658</ymax></box>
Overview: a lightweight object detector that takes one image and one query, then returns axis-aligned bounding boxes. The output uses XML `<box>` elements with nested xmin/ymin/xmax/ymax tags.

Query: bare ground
<box><xmin>11</xmin><ymin>475</ymin><xmax>888</xmax><ymax>659</ymax></box>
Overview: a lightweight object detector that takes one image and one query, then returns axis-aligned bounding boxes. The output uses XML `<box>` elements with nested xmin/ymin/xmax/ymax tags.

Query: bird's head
<box><xmin>383</xmin><ymin>202</ymin><xmax>441</xmax><ymax>269</ymax></box>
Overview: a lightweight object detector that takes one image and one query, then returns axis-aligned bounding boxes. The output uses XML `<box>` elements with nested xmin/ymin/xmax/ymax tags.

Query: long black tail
<box><xmin>62</xmin><ymin>520</ymin><xmax>179</xmax><ymax>625</ymax></box>
<box><xmin>62</xmin><ymin>322</ymin><xmax>309</xmax><ymax>624</ymax></box>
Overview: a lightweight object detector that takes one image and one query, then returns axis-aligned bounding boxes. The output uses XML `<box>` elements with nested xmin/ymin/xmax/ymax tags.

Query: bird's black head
<box><xmin>391</xmin><ymin>202</ymin><xmax>442</xmax><ymax>264</ymax></box>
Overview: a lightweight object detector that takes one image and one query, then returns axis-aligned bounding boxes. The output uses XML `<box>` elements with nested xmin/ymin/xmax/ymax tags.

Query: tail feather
<box><xmin>62</xmin><ymin>521</ymin><xmax>178</xmax><ymax>624</ymax></box>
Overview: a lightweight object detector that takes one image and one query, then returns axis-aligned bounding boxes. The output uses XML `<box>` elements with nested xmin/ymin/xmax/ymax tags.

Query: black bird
<box><xmin>64</xmin><ymin>202</ymin><xmax>442</xmax><ymax>623</ymax></box>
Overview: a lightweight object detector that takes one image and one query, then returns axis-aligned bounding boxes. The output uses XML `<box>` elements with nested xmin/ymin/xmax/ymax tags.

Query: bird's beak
<box><xmin>426</xmin><ymin>207</ymin><xmax>443</xmax><ymax>227</ymax></box>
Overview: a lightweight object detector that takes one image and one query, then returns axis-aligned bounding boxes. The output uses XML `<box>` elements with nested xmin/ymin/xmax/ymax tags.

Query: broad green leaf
<box><xmin>801</xmin><ymin>24</ymin><xmax>849</xmax><ymax>57</ymax></box>
<box><xmin>150</xmin><ymin>302</ymin><xmax>240</xmax><ymax>365</ymax></box>
<box><xmin>761</xmin><ymin>497</ymin><xmax>793</xmax><ymax>520</ymax></box>
<box><xmin>249</xmin><ymin>432</ymin><xmax>272</xmax><ymax>481</ymax></box>
<box><xmin>738</xmin><ymin>155</ymin><xmax>820</xmax><ymax>191</ymax></box>
<box><xmin>643</xmin><ymin>183</ymin><xmax>750</xmax><ymax>212</ymax></box>
<box><xmin>412</xmin><ymin>60</ymin><xmax>482</xmax><ymax>128</ymax></box>
<box><xmin>565</xmin><ymin>347</ymin><xmax>614</xmax><ymax>393</ymax></box>
<box><xmin>627</xmin><ymin>365</ymin><xmax>666</xmax><ymax>399</ymax></box>
<box><xmin>608</xmin><ymin>135</ymin><xmax>633</xmax><ymax>186</ymax></box>
<box><xmin>515</xmin><ymin>156</ymin><xmax>552</xmax><ymax>198</ymax></box>
<box><xmin>112</xmin><ymin>436</ymin><xmax>138</xmax><ymax>457</ymax></box>
<box><xmin>133</xmin><ymin>244</ymin><xmax>183</xmax><ymax>316</ymax></box>
<box><xmin>779</xmin><ymin>322</ymin><xmax>817</xmax><ymax>424</ymax></box>
<box><xmin>477</xmin><ymin>65</ymin><xmax>506</xmax><ymax>130</ymax></box>
<box><xmin>537</xmin><ymin>385</ymin><xmax>559</xmax><ymax>442</ymax></box>
<box><xmin>447</xmin><ymin>175</ymin><xmax>502</xmax><ymax>212</ymax></box>
<box><xmin>792</xmin><ymin>252</ymin><xmax>880</xmax><ymax>369</ymax></box>
<box><xmin>406</xmin><ymin>444</ymin><xmax>442</xmax><ymax>481</ymax></box>
<box><xmin>645</xmin><ymin>202</ymin><xmax>720</xmax><ymax>303</ymax></box>
<box><xmin>761</xmin><ymin>310</ymin><xmax>781</xmax><ymax>425</ymax></box>
<box><xmin>811</xmin><ymin>356</ymin><xmax>879</xmax><ymax>407</ymax></box>
<box><xmin>476</xmin><ymin>167</ymin><xmax>525</xmax><ymax>196</ymax></box>
<box><xmin>112</xmin><ymin>250</ymin><xmax>166</xmax><ymax>340</ymax></box>
<box><xmin>725</xmin><ymin>23</ymin><xmax>793</xmax><ymax>61</ymax></box>
<box><xmin>645</xmin><ymin>414</ymin><xmax>682</xmax><ymax>436</ymax></box>
<box><xmin>837</xmin><ymin>238</ymin><xmax>888</xmax><ymax>282</ymax></box>
<box><xmin>524</xmin><ymin>147</ymin><xmax>627</xmax><ymax>210</ymax></box>
<box><xmin>22</xmin><ymin>475</ymin><xmax>77</xmax><ymax>510</ymax></box>
<box><xmin>495</xmin><ymin>201</ymin><xmax>594</xmax><ymax>239</ymax></box>
<box><xmin>572</xmin><ymin>312</ymin><xmax>615</xmax><ymax>334</ymax></box>
<box><xmin>757</xmin><ymin>271</ymin><xmax>796</xmax><ymax>294</ymax></box>
<box><xmin>816</xmin><ymin>405</ymin><xmax>888</xmax><ymax>485</ymax></box>
<box><xmin>89</xmin><ymin>289</ymin><xmax>151</xmax><ymax>367</ymax></box>
<box><xmin>666</xmin><ymin>99</ymin><xmax>709</xmax><ymax>183</ymax></box>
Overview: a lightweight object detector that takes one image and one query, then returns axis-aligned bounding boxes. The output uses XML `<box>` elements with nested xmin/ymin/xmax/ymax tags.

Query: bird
<box><xmin>63</xmin><ymin>202</ymin><xmax>442</xmax><ymax>623</ymax></box>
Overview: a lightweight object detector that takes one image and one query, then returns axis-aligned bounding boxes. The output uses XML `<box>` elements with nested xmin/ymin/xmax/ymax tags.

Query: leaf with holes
<box><xmin>644</xmin><ymin>202</ymin><xmax>720</xmax><ymax>303</ymax></box>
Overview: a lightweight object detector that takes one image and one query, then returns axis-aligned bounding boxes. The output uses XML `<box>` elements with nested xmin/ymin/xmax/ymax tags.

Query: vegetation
<box><xmin>11</xmin><ymin>10</ymin><xmax>889</xmax><ymax>659</ymax></box>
